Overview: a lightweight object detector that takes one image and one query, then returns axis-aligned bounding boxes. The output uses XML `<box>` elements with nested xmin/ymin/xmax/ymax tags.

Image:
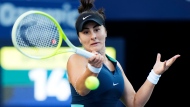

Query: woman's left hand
<box><xmin>153</xmin><ymin>53</ymin><xmax>180</xmax><ymax>75</ymax></box>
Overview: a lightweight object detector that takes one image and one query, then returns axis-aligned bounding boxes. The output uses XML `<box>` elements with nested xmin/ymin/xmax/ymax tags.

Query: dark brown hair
<box><xmin>78</xmin><ymin>0</ymin><xmax>106</xmax><ymax>20</ymax></box>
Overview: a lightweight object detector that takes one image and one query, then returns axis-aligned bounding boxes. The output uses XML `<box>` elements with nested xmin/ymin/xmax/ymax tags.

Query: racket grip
<box><xmin>75</xmin><ymin>47</ymin><xmax>94</xmax><ymax>58</ymax></box>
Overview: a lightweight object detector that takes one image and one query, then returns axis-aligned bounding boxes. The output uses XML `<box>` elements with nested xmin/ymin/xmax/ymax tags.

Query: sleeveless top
<box><xmin>70</xmin><ymin>55</ymin><xmax>124</xmax><ymax>107</ymax></box>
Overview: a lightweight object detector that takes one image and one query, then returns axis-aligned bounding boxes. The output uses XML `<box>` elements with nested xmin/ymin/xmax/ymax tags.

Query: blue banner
<box><xmin>0</xmin><ymin>0</ymin><xmax>80</xmax><ymax>40</ymax></box>
<box><xmin>1</xmin><ymin>0</ymin><xmax>190</xmax><ymax>40</ymax></box>
<box><xmin>95</xmin><ymin>0</ymin><xmax>190</xmax><ymax>21</ymax></box>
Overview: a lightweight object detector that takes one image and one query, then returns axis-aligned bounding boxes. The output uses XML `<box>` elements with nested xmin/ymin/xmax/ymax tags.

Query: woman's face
<box><xmin>78</xmin><ymin>21</ymin><xmax>107</xmax><ymax>53</ymax></box>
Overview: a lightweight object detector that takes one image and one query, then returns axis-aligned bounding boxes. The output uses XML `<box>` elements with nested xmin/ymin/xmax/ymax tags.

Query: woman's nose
<box><xmin>91</xmin><ymin>32</ymin><xmax>97</xmax><ymax>40</ymax></box>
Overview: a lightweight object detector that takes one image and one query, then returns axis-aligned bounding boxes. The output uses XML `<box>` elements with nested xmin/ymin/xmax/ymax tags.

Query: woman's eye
<box><xmin>95</xmin><ymin>29</ymin><xmax>100</xmax><ymax>32</ymax></box>
<box><xmin>83</xmin><ymin>31</ymin><xmax>88</xmax><ymax>34</ymax></box>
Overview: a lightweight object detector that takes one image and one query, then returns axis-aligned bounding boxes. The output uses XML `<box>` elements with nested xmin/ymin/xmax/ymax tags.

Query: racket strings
<box><xmin>16</xmin><ymin>14</ymin><xmax>61</xmax><ymax>57</ymax></box>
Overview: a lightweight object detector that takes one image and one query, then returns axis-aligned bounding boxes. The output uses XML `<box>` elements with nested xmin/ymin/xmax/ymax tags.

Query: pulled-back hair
<box><xmin>78</xmin><ymin>0</ymin><xmax>106</xmax><ymax>20</ymax></box>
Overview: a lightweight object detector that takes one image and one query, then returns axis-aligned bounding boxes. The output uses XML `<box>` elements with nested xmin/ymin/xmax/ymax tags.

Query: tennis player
<box><xmin>67</xmin><ymin>0</ymin><xmax>180</xmax><ymax>107</ymax></box>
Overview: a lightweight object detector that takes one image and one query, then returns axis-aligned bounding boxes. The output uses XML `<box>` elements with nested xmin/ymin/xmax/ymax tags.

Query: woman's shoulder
<box><xmin>67</xmin><ymin>53</ymin><xmax>88</xmax><ymax>64</ymax></box>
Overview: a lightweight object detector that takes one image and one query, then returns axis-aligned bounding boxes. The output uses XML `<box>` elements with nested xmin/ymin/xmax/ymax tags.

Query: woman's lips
<box><xmin>91</xmin><ymin>42</ymin><xmax>99</xmax><ymax>46</ymax></box>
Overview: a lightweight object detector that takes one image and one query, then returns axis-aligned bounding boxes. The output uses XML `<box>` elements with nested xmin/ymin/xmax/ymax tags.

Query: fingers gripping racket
<box><xmin>12</xmin><ymin>10</ymin><xmax>94</xmax><ymax>59</ymax></box>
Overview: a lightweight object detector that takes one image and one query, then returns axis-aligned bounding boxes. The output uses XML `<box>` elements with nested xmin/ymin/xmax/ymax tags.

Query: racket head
<box><xmin>12</xmin><ymin>10</ymin><xmax>68</xmax><ymax>59</ymax></box>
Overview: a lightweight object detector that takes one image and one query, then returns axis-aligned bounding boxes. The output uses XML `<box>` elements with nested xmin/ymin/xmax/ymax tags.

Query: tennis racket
<box><xmin>11</xmin><ymin>10</ymin><xmax>94</xmax><ymax>59</ymax></box>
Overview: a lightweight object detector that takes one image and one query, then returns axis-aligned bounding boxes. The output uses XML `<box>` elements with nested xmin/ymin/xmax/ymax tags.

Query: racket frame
<box><xmin>12</xmin><ymin>10</ymin><xmax>93</xmax><ymax>59</ymax></box>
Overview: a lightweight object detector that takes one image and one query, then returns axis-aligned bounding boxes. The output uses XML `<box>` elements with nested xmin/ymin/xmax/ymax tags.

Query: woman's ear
<box><xmin>79</xmin><ymin>37</ymin><xmax>81</xmax><ymax>43</ymax></box>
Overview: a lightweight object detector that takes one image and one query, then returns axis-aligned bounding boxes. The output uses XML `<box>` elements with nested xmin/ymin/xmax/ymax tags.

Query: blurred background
<box><xmin>0</xmin><ymin>0</ymin><xmax>189</xmax><ymax>107</ymax></box>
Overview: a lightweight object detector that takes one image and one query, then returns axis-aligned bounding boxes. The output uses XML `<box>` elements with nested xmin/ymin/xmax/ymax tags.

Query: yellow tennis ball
<box><xmin>85</xmin><ymin>76</ymin><xmax>99</xmax><ymax>90</ymax></box>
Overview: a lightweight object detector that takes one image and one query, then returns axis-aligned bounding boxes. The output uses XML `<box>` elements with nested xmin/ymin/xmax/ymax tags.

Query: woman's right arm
<box><xmin>67</xmin><ymin>53</ymin><xmax>103</xmax><ymax>96</ymax></box>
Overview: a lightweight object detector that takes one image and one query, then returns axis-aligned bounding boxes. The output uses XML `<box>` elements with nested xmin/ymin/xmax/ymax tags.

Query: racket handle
<box><xmin>75</xmin><ymin>47</ymin><xmax>94</xmax><ymax>58</ymax></box>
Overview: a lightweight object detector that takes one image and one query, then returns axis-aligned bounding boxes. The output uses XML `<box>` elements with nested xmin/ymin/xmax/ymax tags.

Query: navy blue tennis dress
<box><xmin>70</xmin><ymin>55</ymin><xmax>124</xmax><ymax>107</ymax></box>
